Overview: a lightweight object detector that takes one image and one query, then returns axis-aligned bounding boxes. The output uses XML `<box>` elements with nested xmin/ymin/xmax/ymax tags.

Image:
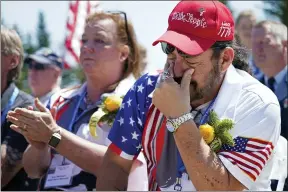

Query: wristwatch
<box><xmin>48</xmin><ymin>130</ymin><xmax>61</xmax><ymax>149</ymax></box>
<box><xmin>166</xmin><ymin>112</ymin><xmax>195</xmax><ymax>133</ymax></box>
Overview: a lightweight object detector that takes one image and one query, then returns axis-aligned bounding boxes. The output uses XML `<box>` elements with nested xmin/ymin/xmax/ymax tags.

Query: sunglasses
<box><xmin>107</xmin><ymin>11</ymin><xmax>132</xmax><ymax>49</ymax></box>
<box><xmin>161</xmin><ymin>42</ymin><xmax>192</xmax><ymax>58</ymax></box>
<box><xmin>161</xmin><ymin>42</ymin><xmax>228</xmax><ymax>58</ymax></box>
<box><xmin>28</xmin><ymin>63</ymin><xmax>50</xmax><ymax>71</ymax></box>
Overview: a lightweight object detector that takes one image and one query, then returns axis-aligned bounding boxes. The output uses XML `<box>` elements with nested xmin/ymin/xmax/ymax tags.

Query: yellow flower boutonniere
<box><xmin>199</xmin><ymin>110</ymin><xmax>235</xmax><ymax>152</ymax></box>
<box><xmin>89</xmin><ymin>94</ymin><xmax>124</xmax><ymax>137</ymax></box>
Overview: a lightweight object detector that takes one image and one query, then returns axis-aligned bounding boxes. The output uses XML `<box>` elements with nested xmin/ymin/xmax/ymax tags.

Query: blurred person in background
<box><xmin>252</xmin><ymin>21</ymin><xmax>287</xmax><ymax>140</ymax></box>
<box><xmin>252</xmin><ymin>20</ymin><xmax>287</xmax><ymax>190</ymax></box>
<box><xmin>1</xmin><ymin>26</ymin><xmax>39</xmax><ymax>191</ymax></box>
<box><xmin>25</xmin><ymin>48</ymin><xmax>63</xmax><ymax>106</ymax></box>
<box><xmin>7</xmin><ymin>11</ymin><xmax>148</xmax><ymax>191</ymax></box>
<box><xmin>235</xmin><ymin>10</ymin><xmax>263</xmax><ymax>80</ymax></box>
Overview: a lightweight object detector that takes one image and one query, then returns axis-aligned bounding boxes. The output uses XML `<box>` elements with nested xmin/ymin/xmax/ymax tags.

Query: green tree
<box><xmin>36</xmin><ymin>11</ymin><xmax>50</xmax><ymax>48</ymax></box>
<box><xmin>12</xmin><ymin>24</ymin><xmax>23</xmax><ymax>40</ymax></box>
<box><xmin>24</xmin><ymin>34</ymin><xmax>37</xmax><ymax>54</ymax></box>
<box><xmin>263</xmin><ymin>1</ymin><xmax>288</xmax><ymax>26</ymax></box>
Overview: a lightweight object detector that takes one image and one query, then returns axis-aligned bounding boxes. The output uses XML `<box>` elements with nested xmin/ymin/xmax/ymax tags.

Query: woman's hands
<box><xmin>7</xmin><ymin>98</ymin><xmax>59</xmax><ymax>144</ymax></box>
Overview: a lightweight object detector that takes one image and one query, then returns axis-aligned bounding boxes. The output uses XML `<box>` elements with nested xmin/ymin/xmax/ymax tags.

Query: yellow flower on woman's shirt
<box><xmin>104</xmin><ymin>95</ymin><xmax>123</xmax><ymax>112</ymax></box>
<box><xmin>89</xmin><ymin>94</ymin><xmax>124</xmax><ymax>138</ymax></box>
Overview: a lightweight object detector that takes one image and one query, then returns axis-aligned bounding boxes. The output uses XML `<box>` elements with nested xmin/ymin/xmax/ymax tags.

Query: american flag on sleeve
<box><xmin>107</xmin><ymin>73</ymin><xmax>160</xmax><ymax>160</ymax></box>
<box><xmin>218</xmin><ymin>136</ymin><xmax>274</xmax><ymax>181</ymax></box>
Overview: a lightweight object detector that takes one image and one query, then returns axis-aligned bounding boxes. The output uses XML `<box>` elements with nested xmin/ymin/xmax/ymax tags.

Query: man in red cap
<box><xmin>97</xmin><ymin>1</ymin><xmax>281</xmax><ymax>191</ymax></box>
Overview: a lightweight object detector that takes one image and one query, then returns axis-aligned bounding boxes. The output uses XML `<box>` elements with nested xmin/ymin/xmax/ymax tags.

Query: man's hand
<box><xmin>152</xmin><ymin>67</ymin><xmax>194</xmax><ymax>118</ymax></box>
<box><xmin>7</xmin><ymin>98</ymin><xmax>59</xmax><ymax>143</ymax></box>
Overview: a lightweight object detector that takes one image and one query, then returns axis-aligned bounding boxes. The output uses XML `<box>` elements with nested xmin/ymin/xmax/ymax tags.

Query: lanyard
<box><xmin>1</xmin><ymin>87</ymin><xmax>19</xmax><ymax>127</ymax></box>
<box><xmin>67</xmin><ymin>89</ymin><xmax>87</xmax><ymax>133</ymax></box>
<box><xmin>174</xmin><ymin>97</ymin><xmax>216</xmax><ymax>191</ymax></box>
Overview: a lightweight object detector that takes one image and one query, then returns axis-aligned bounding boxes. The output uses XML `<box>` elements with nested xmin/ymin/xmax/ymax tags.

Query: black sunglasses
<box><xmin>28</xmin><ymin>63</ymin><xmax>49</xmax><ymax>71</ymax></box>
<box><xmin>161</xmin><ymin>42</ymin><xmax>192</xmax><ymax>58</ymax></box>
<box><xmin>161</xmin><ymin>42</ymin><xmax>227</xmax><ymax>58</ymax></box>
<box><xmin>107</xmin><ymin>11</ymin><xmax>132</xmax><ymax>49</ymax></box>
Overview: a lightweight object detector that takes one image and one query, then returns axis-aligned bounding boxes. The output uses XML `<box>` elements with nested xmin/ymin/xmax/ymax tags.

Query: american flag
<box><xmin>219</xmin><ymin>137</ymin><xmax>274</xmax><ymax>181</ymax></box>
<box><xmin>107</xmin><ymin>73</ymin><xmax>160</xmax><ymax>159</ymax></box>
<box><xmin>63</xmin><ymin>0</ymin><xmax>101</xmax><ymax>69</ymax></box>
<box><xmin>107</xmin><ymin>72</ymin><xmax>163</xmax><ymax>191</ymax></box>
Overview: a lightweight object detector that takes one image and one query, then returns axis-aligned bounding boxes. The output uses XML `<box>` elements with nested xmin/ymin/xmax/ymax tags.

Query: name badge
<box><xmin>44</xmin><ymin>164</ymin><xmax>74</xmax><ymax>189</ymax></box>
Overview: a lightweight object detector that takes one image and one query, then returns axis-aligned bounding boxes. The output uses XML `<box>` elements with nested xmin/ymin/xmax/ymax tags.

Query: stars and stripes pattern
<box><xmin>218</xmin><ymin>137</ymin><xmax>274</xmax><ymax>181</ymax></box>
<box><xmin>107</xmin><ymin>72</ymin><xmax>163</xmax><ymax>191</ymax></box>
<box><xmin>63</xmin><ymin>0</ymin><xmax>101</xmax><ymax>69</ymax></box>
<box><xmin>107</xmin><ymin>73</ymin><xmax>160</xmax><ymax>160</ymax></box>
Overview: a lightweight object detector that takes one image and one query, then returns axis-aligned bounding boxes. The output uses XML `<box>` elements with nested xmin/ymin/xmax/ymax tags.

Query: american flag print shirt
<box><xmin>107</xmin><ymin>65</ymin><xmax>281</xmax><ymax>191</ymax></box>
<box><xmin>107</xmin><ymin>73</ymin><xmax>159</xmax><ymax>159</ymax></box>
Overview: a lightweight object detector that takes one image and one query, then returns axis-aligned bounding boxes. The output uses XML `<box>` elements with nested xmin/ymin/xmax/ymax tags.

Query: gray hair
<box><xmin>1</xmin><ymin>26</ymin><xmax>24</xmax><ymax>82</ymax></box>
<box><xmin>254</xmin><ymin>20</ymin><xmax>287</xmax><ymax>43</ymax></box>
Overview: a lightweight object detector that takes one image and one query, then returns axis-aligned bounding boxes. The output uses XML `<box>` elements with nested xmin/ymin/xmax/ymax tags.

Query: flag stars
<box><xmin>136</xmin><ymin>143</ymin><xmax>142</xmax><ymax>151</ymax></box>
<box><xmin>127</xmin><ymin>98</ymin><xmax>132</xmax><ymax>107</ymax></box>
<box><xmin>137</xmin><ymin>117</ymin><xmax>143</xmax><ymax>127</ymax></box>
<box><xmin>137</xmin><ymin>84</ymin><xmax>144</xmax><ymax>93</ymax></box>
<box><xmin>131</xmin><ymin>131</ymin><xmax>139</xmax><ymax>140</ymax></box>
<box><xmin>121</xmin><ymin>136</ymin><xmax>127</xmax><ymax>143</ymax></box>
<box><xmin>129</xmin><ymin>117</ymin><xmax>135</xmax><ymax>126</ymax></box>
<box><xmin>130</xmin><ymin>85</ymin><xmax>135</xmax><ymax>91</ymax></box>
<box><xmin>120</xmin><ymin>103</ymin><xmax>125</xmax><ymax>110</ymax></box>
<box><xmin>118</xmin><ymin>117</ymin><xmax>124</xmax><ymax>126</ymax></box>
<box><xmin>147</xmin><ymin>78</ymin><xmax>154</xmax><ymax>86</ymax></box>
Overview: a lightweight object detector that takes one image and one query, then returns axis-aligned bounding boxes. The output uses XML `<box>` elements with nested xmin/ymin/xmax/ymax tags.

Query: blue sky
<box><xmin>1</xmin><ymin>1</ymin><xmax>271</xmax><ymax>72</ymax></box>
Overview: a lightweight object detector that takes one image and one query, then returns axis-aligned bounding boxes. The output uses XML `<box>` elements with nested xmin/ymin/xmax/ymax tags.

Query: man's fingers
<box><xmin>35</xmin><ymin>98</ymin><xmax>48</xmax><ymax>113</ymax></box>
<box><xmin>181</xmin><ymin>68</ymin><xmax>194</xmax><ymax>91</ymax></box>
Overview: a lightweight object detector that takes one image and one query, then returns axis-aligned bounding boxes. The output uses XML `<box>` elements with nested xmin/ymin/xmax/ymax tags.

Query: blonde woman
<box><xmin>7</xmin><ymin>11</ymin><xmax>148</xmax><ymax>191</ymax></box>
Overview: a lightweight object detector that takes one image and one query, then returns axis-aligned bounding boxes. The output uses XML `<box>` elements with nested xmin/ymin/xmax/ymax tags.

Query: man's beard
<box><xmin>173</xmin><ymin>61</ymin><xmax>221</xmax><ymax>102</ymax></box>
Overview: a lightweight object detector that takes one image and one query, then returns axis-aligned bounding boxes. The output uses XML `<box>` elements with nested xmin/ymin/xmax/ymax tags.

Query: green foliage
<box><xmin>12</xmin><ymin>24</ymin><xmax>23</xmax><ymax>40</ymax></box>
<box><xmin>207</xmin><ymin>111</ymin><xmax>235</xmax><ymax>150</ymax></box>
<box><xmin>37</xmin><ymin>11</ymin><xmax>50</xmax><ymax>48</ymax></box>
<box><xmin>15</xmin><ymin>64</ymin><xmax>31</xmax><ymax>94</ymax></box>
<box><xmin>219</xmin><ymin>131</ymin><xmax>235</xmax><ymax>146</ymax></box>
<box><xmin>263</xmin><ymin>1</ymin><xmax>288</xmax><ymax>26</ymax></box>
<box><xmin>61</xmin><ymin>68</ymin><xmax>85</xmax><ymax>88</ymax></box>
<box><xmin>210</xmin><ymin>137</ymin><xmax>222</xmax><ymax>152</ymax></box>
<box><xmin>215</xmin><ymin>118</ymin><xmax>234</xmax><ymax>135</ymax></box>
<box><xmin>208</xmin><ymin>110</ymin><xmax>220</xmax><ymax>128</ymax></box>
<box><xmin>23</xmin><ymin>34</ymin><xmax>37</xmax><ymax>54</ymax></box>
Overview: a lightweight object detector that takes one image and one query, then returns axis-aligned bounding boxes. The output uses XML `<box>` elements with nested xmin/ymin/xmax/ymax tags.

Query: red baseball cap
<box><xmin>153</xmin><ymin>1</ymin><xmax>235</xmax><ymax>56</ymax></box>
